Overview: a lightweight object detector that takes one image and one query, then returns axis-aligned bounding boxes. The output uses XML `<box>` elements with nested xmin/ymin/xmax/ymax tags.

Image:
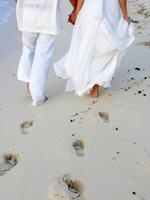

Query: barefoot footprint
<box><xmin>20</xmin><ymin>120</ymin><xmax>34</xmax><ymax>134</ymax></box>
<box><xmin>136</xmin><ymin>41</ymin><xmax>150</xmax><ymax>46</ymax></box>
<box><xmin>99</xmin><ymin>112</ymin><xmax>110</xmax><ymax>123</ymax></box>
<box><xmin>72</xmin><ymin>140</ymin><xmax>86</xmax><ymax>157</ymax></box>
<box><xmin>47</xmin><ymin>174</ymin><xmax>87</xmax><ymax>200</ymax></box>
<box><xmin>0</xmin><ymin>153</ymin><xmax>21</xmax><ymax>176</ymax></box>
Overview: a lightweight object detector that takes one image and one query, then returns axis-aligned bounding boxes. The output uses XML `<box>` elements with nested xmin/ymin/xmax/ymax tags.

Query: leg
<box><xmin>17</xmin><ymin>32</ymin><xmax>39</xmax><ymax>93</ymax></box>
<box><xmin>29</xmin><ymin>34</ymin><xmax>57</xmax><ymax>106</ymax></box>
<box><xmin>90</xmin><ymin>84</ymin><xmax>99</xmax><ymax>98</ymax></box>
<box><xmin>25</xmin><ymin>83</ymin><xmax>31</xmax><ymax>94</ymax></box>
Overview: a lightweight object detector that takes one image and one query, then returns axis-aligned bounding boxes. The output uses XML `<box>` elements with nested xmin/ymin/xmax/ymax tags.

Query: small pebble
<box><xmin>135</xmin><ymin>68</ymin><xmax>140</xmax><ymax>71</ymax></box>
<box><xmin>132</xmin><ymin>192</ymin><xmax>136</xmax><ymax>195</ymax></box>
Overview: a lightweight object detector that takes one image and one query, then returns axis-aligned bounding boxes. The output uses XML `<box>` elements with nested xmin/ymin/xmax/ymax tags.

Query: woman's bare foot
<box><xmin>90</xmin><ymin>90</ymin><xmax>99</xmax><ymax>98</ymax></box>
<box><xmin>26</xmin><ymin>83</ymin><xmax>31</xmax><ymax>94</ymax></box>
<box><xmin>89</xmin><ymin>84</ymin><xmax>99</xmax><ymax>98</ymax></box>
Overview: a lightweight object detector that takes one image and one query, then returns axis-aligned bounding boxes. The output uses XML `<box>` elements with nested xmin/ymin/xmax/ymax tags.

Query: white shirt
<box><xmin>16</xmin><ymin>0</ymin><xmax>62</xmax><ymax>35</ymax></box>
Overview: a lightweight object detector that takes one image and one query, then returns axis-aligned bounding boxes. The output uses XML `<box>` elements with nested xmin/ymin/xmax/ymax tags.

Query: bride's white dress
<box><xmin>54</xmin><ymin>0</ymin><xmax>135</xmax><ymax>97</ymax></box>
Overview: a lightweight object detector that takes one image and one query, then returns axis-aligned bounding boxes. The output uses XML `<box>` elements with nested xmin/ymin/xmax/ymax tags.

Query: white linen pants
<box><xmin>18</xmin><ymin>32</ymin><xmax>57</xmax><ymax>106</ymax></box>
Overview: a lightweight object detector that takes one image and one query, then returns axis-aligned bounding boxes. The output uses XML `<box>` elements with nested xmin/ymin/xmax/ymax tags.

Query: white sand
<box><xmin>0</xmin><ymin>0</ymin><xmax>150</xmax><ymax>199</ymax></box>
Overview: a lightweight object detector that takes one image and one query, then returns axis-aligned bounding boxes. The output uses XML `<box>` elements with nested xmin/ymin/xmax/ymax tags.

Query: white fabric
<box><xmin>18</xmin><ymin>32</ymin><xmax>57</xmax><ymax>106</ymax></box>
<box><xmin>16</xmin><ymin>0</ymin><xmax>62</xmax><ymax>35</ymax></box>
<box><xmin>54</xmin><ymin>0</ymin><xmax>135</xmax><ymax>97</ymax></box>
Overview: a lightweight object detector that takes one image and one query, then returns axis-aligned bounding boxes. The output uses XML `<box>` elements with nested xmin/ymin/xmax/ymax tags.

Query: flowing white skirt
<box><xmin>54</xmin><ymin>0</ymin><xmax>135</xmax><ymax>97</ymax></box>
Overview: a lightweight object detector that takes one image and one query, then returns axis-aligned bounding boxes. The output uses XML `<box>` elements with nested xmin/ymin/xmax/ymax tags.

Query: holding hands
<box><xmin>68</xmin><ymin>0</ymin><xmax>84</xmax><ymax>25</ymax></box>
<box><xmin>68</xmin><ymin>10</ymin><xmax>78</xmax><ymax>25</ymax></box>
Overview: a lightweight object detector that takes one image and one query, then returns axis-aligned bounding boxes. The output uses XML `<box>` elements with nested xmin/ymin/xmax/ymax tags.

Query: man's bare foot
<box><xmin>36</xmin><ymin>97</ymin><xmax>48</xmax><ymax>106</ymax></box>
<box><xmin>44</xmin><ymin>96</ymin><xmax>48</xmax><ymax>103</ymax></box>
<box><xmin>89</xmin><ymin>84</ymin><xmax>99</xmax><ymax>98</ymax></box>
<box><xmin>26</xmin><ymin>83</ymin><xmax>31</xmax><ymax>94</ymax></box>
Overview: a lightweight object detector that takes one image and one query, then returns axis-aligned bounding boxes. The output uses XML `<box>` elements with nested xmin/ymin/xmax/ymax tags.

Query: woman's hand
<box><xmin>124</xmin><ymin>16</ymin><xmax>131</xmax><ymax>24</ymax></box>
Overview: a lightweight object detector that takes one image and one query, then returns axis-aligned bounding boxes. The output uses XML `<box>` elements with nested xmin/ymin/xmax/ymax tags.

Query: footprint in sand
<box><xmin>136</xmin><ymin>41</ymin><xmax>150</xmax><ymax>46</ymax></box>
<box><xmin>0</xmin><ymin>153</ymin><xmax>21</xmax><ymax>176</ymax></box>
<box><xmin>47</xmin><ymin>174</ymin><xmax>87</xmax><ymax>200</ymax></box>
<box><xmin>20</xmin><ymin>120</ymin><xmax>34</xmax><ymax>134</ymax></box>
<box><xmin>136</xmin><ymin>25</ymin><xmax>145</xmax><ymax>30</ymax></box>
<box><xmin>99</xmin><ymin>112</ymin><xmax>110</xmax><ymax>123</ymax></box>
<box><xmin>72</xmin><ymin>140</ymin><xmax>86</xmax><ymax>157</ymax></box>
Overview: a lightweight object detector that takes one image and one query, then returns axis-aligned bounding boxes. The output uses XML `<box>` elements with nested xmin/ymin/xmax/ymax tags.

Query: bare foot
<box><xmin>26</xmin><ymin>83</ymin><xmax>31</xmax><ymax>94</ymax></box>
<box><xmin>44</xmin><ymin>96</ymin><xmax>48</xmax><ymax>103</ymax></box>
<box><xmin>26</xmin><ymin>89</ymin><xmax>31</xmax><ymax>94</ymax></box>
<box><xmin>89</xmin><ymin>84</ymin><xmax>99</xmax><ymax>98</ymax></box>
<box><xmin>89</xmin><ymin>90</ymin><xmax>99</xmax><ymax>98</ymax></box>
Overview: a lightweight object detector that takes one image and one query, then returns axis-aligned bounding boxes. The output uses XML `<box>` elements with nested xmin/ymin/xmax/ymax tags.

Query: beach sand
<box><xmin>0</xmin><ymin>0</ymin><xmax>150</xmax><ymax>199</ymax></box>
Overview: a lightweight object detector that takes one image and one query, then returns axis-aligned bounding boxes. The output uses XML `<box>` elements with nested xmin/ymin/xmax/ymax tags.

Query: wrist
<box><xmin>124</xmin><ymin>15</ymin><xmax>128</xmax><ymax>19</ymax></box>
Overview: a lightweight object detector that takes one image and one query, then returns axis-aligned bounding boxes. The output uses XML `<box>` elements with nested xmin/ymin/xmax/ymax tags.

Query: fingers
<box><xmin>68</xmin><ymin>13</ymin><xmax>72</xmax><ymax>22</ymax></box>
<box><xmin>124</xmin><ymin>17</ymin><xmax>131</xmax><ymax>24</ymax></box>
<box><xmin>68</xmin><ymin>14</ymin><xmax>75</xmax><ymax>25</ymax></box>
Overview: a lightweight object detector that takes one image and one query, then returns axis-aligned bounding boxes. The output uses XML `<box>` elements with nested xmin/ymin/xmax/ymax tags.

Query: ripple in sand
<box><xmin>0</xmin><ymin>153</ymin><xmax>21</xmax><ymax>176</ymax></box>
<box><xmin>72</xmin><ymin>140</ymin><xmax>86</xmax><ymax>157</ymax></box>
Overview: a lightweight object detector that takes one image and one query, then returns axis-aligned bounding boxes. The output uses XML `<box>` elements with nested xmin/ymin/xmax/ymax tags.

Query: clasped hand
<box><xmin>68</xmin><ymin>10</ymin><xmax>78</xmax><ymax>25</ymax></box>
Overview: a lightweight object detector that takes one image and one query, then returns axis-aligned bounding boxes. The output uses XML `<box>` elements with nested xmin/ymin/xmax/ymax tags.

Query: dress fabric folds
<box><xmin>54</xmin><ymin>0</ymin><xmax>135</xmax><ymax>97</ymax></box>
